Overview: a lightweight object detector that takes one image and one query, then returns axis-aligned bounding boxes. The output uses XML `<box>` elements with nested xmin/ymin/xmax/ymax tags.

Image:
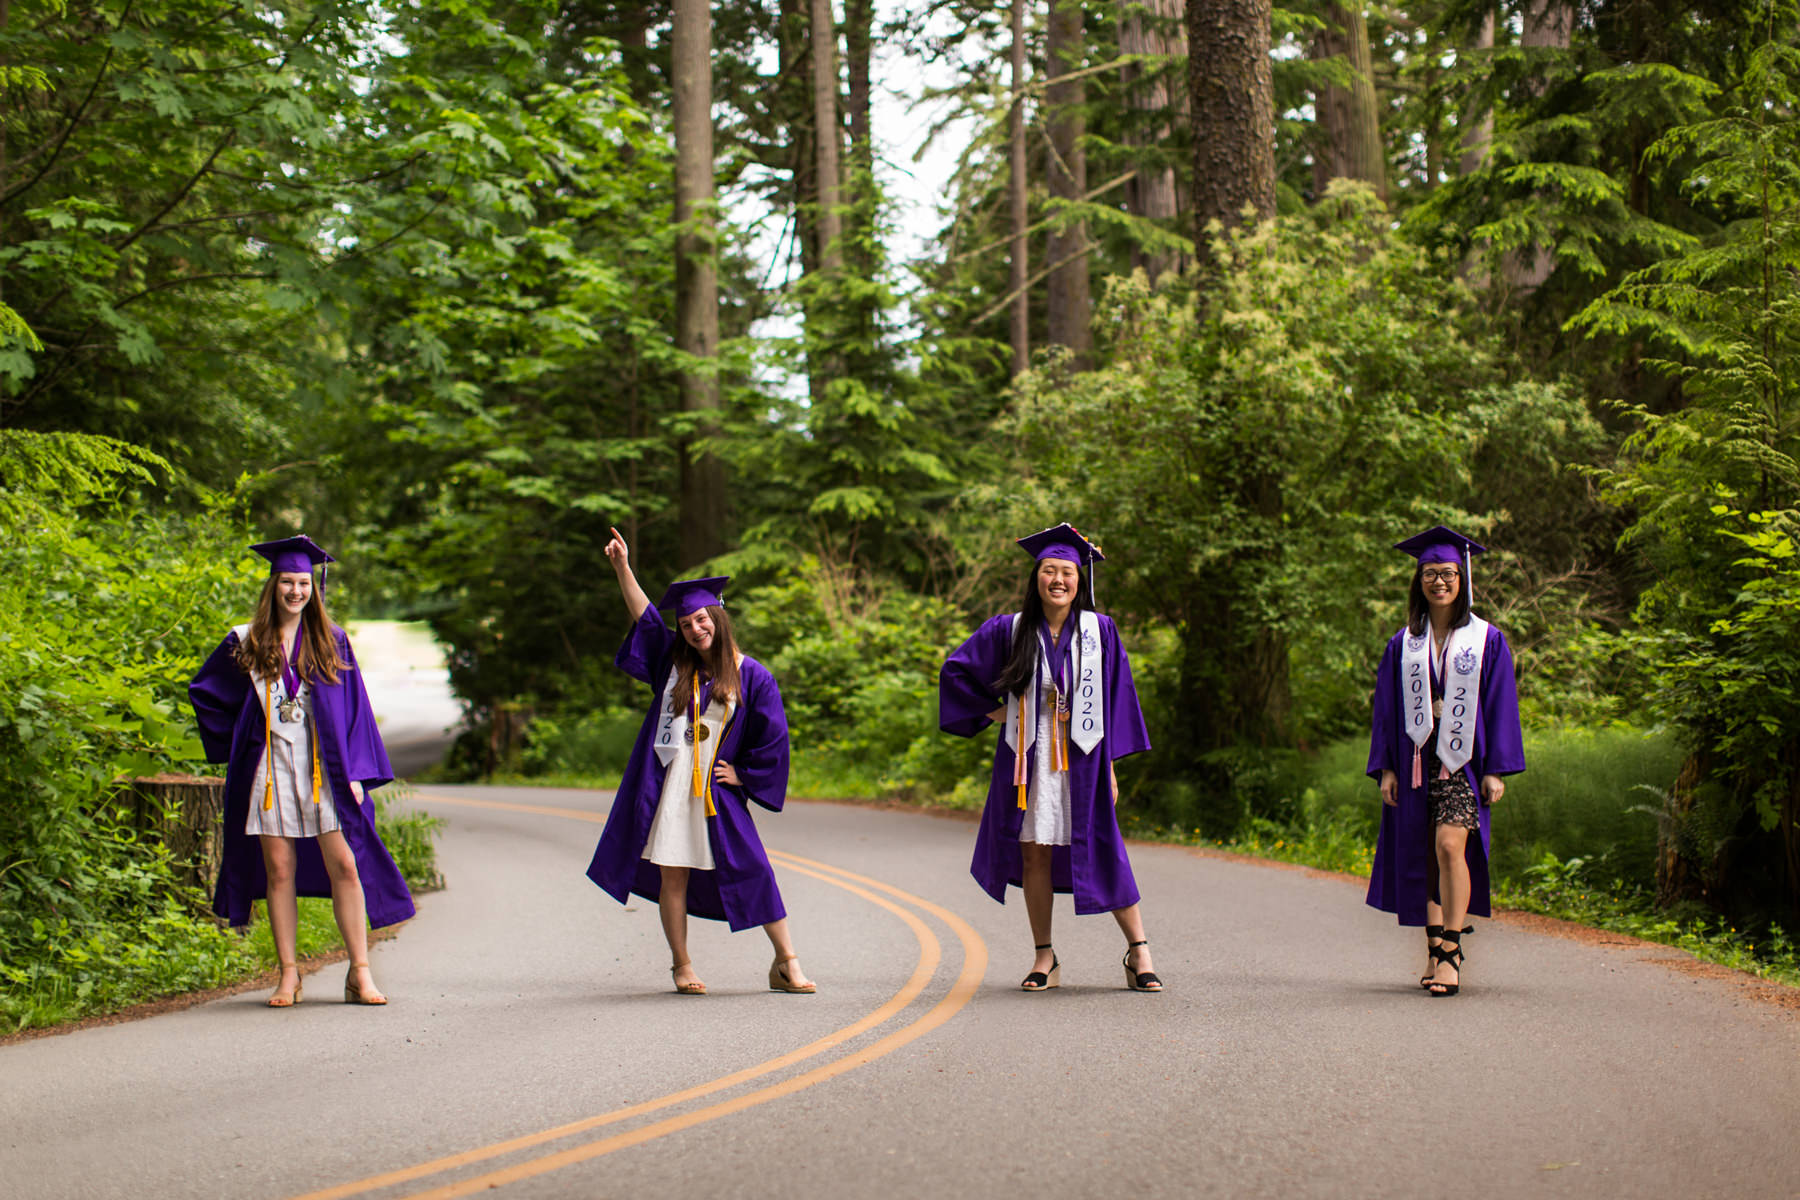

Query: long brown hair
<box><xmin>235</xmin><ymin>574</ymin><xmax>345</xmax><ymax>686</ymax></box>
<box><xmin>669</xmin><ymin>605</ymin><xmax>741</xmax><ymax>712</ymax></box>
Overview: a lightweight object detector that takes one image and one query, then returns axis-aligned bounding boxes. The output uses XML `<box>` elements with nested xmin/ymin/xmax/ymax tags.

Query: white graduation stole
<box><xmin>653</xmin><ymin>669</ymin><xmax>731</xmax><ymax>817</ymax></box>
<box><xmin>1400</xmin><ymin>615</ymin><xmax>1489</xmax><ymax>785</ymax></box>
<box><xmin>1005</xmin><ymin>611</ymin><xmax>1105</xmax><ymax>808</ymax></box>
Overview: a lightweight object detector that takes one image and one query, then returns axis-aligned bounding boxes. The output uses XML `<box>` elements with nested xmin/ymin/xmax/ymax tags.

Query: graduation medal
<box><xmin>279</xmin><ymin>690</ymin><xmax>306</xmax><ymax>723</ymax></box>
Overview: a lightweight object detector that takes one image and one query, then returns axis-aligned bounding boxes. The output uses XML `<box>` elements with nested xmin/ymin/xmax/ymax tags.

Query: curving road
<box><xmin>2</xmin><ymin>784</ymin><xmax>1797</xmax><ymax>1200</ymax></box>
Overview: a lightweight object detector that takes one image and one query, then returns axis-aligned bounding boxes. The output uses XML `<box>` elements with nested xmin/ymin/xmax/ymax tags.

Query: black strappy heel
<box><xmin>1421</xmin><ymin>924</ymin><xmax>1472</xmax><ymax>989</ymax></box>
<box><xmin>1021</xmin><ymin>943</ymin><xmax>1060</xmax><ymax>991</ymax></box>
<box><xmin>1420</xmin><ymin>924</ymin><xmax>1444</xmax><ymax>989</ymax></box>
<box><xmin>1428</xmin><ymin>928</ymin><xmax>1464</xmax><ymax>997</ymax></box>
<box><xmin>1123</xmin><ymin>939</ymin><xmax>1162</xmax><ymax>991</ymax></box>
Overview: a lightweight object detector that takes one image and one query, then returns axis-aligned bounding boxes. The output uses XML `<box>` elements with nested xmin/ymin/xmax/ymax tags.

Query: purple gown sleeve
<box><xmin>1367</xmin><ymin>634</ymin><xmax>1401</xmax><ymax>781</ymax></box>
<box><xmin>732</xmin><ymin>662</ymin><xmax>791</xmax><ymax>813</ymax></box>
<box><xmin>188</xmin><ymin>632</ymin><xmax>247</xmax><ymax>764</ymax></box>
<box><xmin>939</xmin><ymin>615</ymin><xmax>1014</xmax><ymax>737</ymax></box>
<box><xmin>336</xmin><ymin>631</ymin><xmax>394</xmax><ymax>790</ymax></box>
<box><xmin>1481</xmin><ymin>626</ymin><xmax>1526</xmax><ymax>777</ymax></box>
<box><xmin>1099</xmin><ymin>615</ymin><xmax>1151</xmax><ymax>759</ymax></box>
<box><xmin>615</xmin><ymin>607</ymin><xmax>677</xmax><ymax>688</ymax></box>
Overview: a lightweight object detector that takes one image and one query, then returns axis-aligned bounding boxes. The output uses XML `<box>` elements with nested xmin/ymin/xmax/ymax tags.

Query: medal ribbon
<box><xmin>280</xmin><ymin>623</ymin><xmax>303</xmax><ymax>701</ymax></box>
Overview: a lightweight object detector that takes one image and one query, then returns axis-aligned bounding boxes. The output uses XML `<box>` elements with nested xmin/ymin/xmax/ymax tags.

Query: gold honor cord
<box><xmin>1014</xmin><ymin>698</ymin><xmax>1029</xmax><ymax>810</ymax></box>
<box><xmin>688</xmin><ymin>688</ymin><xmax>718</xmax><ymax>818</ymax></box>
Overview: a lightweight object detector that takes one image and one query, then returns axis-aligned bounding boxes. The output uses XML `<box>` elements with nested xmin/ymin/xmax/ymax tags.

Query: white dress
<box><xmin>642</xmin><ymin>697</ymin><xmax>732</xmax><ymax>869</ymax></box>
<box><xmin>243</xmin><ymin>674</ymin><xmax>340</xmax><ymax>839</ymax></box>
<box><xmin>1020</xmin><ymin>678</ymin><xmax>1072</xmax><ymax>846</ymax></box>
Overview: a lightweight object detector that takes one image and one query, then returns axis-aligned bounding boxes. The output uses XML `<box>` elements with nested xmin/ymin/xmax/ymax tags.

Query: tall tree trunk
<box><xmin>615</xmin><ymin>6</ymin><xmax>655</xmax><ymax>109</ymax></box>
<box><xmin>1118</xmin><ymin>0</ymin><xmax>1187</xmax><ymax>281</ymax></box>
<box><xmin>1458</xmin><ymin>7</ymin><xmax>1495</xmax><ymax>176</ymax></box>
<box><xmin>810</xmin><ymin>0</ymin><xmax>844</xmax><ymax>274</ymax></box>
<box><xmin>1045</xmin><ymin>0</ymin><xmax>1092</xmax><ymax>367</ymax></box>
<box><xmin>842</xmin><ymin>0</ymin><xmax>880</xmax><ymax>352</ymax></box>
<box><xmin>1183</xmin><ymin>0</ymin><xmax>1286</xmax><ymax>764</ymax></box>
<box><xmin>1009</xmin><ymin>0</ymin><xmax>1030</xmax><ymax>375</ymax></box>
<box><xmin>672</xmin><ymin>0</ymin><xmax>725</xmax><ymax>565</ymax></box>
<box><xmin>844</xmin><ymin>0</ymin><xmax>875</xmax><ymax>275</ymax></box>
<box><xmin>1309</xmin><ymin>2</ymin><xmax>1386</xmax><ymax>202</ymax></box>
<box><xmin>1186</xmin><ymin>0</ymin><xmax>1275</xmax><ymax>241</ymax></box>
<box><xmin>1</xmin><ymin>0</ymin><xmax>9</xmax><ymax>312</ymax></box>
<box><xmin>780</xmin><ymin>0</ymin><xmax>817</xmax><ymax>280</ymax></box>
<box><xmin>1504</xmin><ymin>0</ymin><xmax>1572</xmax><ymax>291</ymax></box>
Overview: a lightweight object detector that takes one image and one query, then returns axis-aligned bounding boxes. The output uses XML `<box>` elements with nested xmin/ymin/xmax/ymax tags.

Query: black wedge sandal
<box><xmin>1123</xmin><ymin>939</ymin><xmax>1162</xmax><ymax>992</ymax></box>
<box><xmin>1428</xmin><ymin>928</ymin><xmax>1464</xmax><ymax>997</ymax></box>
<box><xmin>1021</xmin><ymin>944</ymin><xmax>1060</xmax><ymax>991</ymax></box>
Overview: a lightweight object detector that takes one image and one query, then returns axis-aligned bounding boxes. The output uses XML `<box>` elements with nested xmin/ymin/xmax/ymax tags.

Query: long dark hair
<box><xmin>236</xmin><ymin>574</ymin><xmax>345</xmax><ymax>685</ymax></box>
<box><xmin>995</xmin><ymin>560</ymin><xmax>1091</xmax><ymax>697</ymax></box>
<box><xmin>670</xmin><ymin>605</ymin><xmax>742</xmax><ymax>712</ymax></box>
<box><xmin>1406</xmin><ymin>563</ymin><xmax>1472</xmax><ymax>637</ymax></box>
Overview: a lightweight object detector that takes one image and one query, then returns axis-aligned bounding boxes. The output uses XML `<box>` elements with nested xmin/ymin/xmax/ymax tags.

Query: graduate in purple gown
<box><xmin>188</xmin><ymin>535</ymin><xmax>413</xmax><ymax>1007</ymax></box>
<box><xmin>939</xmin><ymin>524</ymin><xmax>1162</xmax><ymax>992</ymax></box>
<box><xmin>1366</xmin><ymin>525</ymin><xmax>1525</xmax><ymax>997</ymax></box>
<box><xmin>585</xmin><ymin>527</ymin><xmax>815</xmax><ymax>996</ymax></box>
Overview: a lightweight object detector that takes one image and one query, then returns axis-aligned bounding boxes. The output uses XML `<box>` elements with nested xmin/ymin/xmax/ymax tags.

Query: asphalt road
<box><xmin>2</xmin><ymin>782</ymin><xmax>1797</xmax><ymax>1200</ymax></box>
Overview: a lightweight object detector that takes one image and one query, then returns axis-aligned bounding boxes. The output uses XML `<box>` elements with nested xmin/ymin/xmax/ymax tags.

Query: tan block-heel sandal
<box><xmin>769</xmin><ymin>956</ymin><xmax>816</xmax><ymax>993</ymax></box>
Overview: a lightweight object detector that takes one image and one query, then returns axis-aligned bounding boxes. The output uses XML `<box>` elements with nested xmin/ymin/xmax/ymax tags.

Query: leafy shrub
<box><xmin>371</xmin><ymin>786</ymin><xmax>446</xmax><ymax>893</ymax></box>
<box><xmin>516</xmin><ymin>707</ymin><xmax>644</xmax><ymax>783</ymax></box>
<box><xmin>0</xmin><ymin>432</ymin><xmax>257</xmax><ymax>1030</ymax></box>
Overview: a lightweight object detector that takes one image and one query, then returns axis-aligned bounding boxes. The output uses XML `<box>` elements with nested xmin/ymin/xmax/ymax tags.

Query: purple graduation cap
<box><xmin>250</xmin><ymin>534</ymin><xmax>336</xmax><ymax>591</ymax></box>
<box><xmin>1017</xmin><ymin>522</ymin><xmax>1105</xmax><ymax>604</ymax></box>
<box><xmin>1394</xmin><ymin>524</ymin><xmax>1486</xmax><ymax>602</ymax></box>
<box><xmin>656</xmin><ymin>575</ymin><xmax>729</xmax><ymax>619</ymax></box>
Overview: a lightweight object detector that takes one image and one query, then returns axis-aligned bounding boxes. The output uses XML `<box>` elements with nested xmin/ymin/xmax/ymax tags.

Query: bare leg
<box><xmin>1112</xmin><ymin>903</ymin><xmax>1158</xmax><ymax>983</ymax></box>
<box><xmin>763</xmin><ymin>917</ymin><xmax>813</xmax><ymax>988</ymax></box>
<box><xmin>1432</xmin><ymin>824</ymin><xmax>1472</xmax><ymax>991</ymax></box>
<box><xmin>1424</xmin><ymin>845</ymin><xmax>1445</xmax><ymax>984</ymax></box>
<box><xmin>659</xmin><ymin>866</ymin><xmax>702</xmax><ymax>991</ymax></box>
<box><xmin>318</xmin><ymin>830</ymin><xmax>383</xmax><ymax>1003</ymax></box>
<box><xmin>1020</xmin><ymin>842</ymin><xmax>1056</xmax><ymax>976</ymax></box>
<box><xmin>259</xmin><ymin>836</ymin><xmax>302</xmax><ymax>1004</ymax></box>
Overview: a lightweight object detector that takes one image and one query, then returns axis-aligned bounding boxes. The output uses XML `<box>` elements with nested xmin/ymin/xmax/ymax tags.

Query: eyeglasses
<box><xmin>1421</xmin><ymin>568</ymin><xmax>1461</xmax><ymax>584</ymax></box>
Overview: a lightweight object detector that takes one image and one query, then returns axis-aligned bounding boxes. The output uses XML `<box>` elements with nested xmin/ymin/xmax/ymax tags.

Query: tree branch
<box><xmin>948</xmin><ymin>169</ymin><xmax>1136</xmax><ymax>265</ymax></box>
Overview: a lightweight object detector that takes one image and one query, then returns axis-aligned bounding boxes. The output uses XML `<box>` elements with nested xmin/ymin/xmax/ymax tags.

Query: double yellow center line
<box><xmin>290</xmin><ymin>792</ymin><xmax>986</xmax><ymax>1200</ymax></box>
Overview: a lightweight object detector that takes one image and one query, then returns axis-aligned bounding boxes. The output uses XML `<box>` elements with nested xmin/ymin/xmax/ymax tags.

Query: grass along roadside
<box><xmin>1120</xmin><ymin>813</ymin><xmax>1800</xmax><ymax>991</ymax></box>
<box><xmin>0</xmin><ymin>790</ymin><xmax>444</xmax><ymax>1037</ymax></box>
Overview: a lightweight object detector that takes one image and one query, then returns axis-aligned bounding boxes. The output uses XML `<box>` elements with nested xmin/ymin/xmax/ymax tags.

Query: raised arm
<box><xmin>605</xmin><ymin>526</ymin><xmax>652</xmax><ymax>623</ymax></box>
